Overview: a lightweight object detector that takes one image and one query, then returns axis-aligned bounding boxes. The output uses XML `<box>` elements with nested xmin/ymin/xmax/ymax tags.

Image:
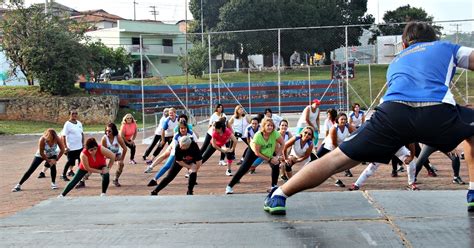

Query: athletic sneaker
<box><xmin>263</xmin><ymin>187</ymin><xmax>287</xmax><ymax>215</ymax></box>
<box><xmin>38</xmin><ymin>172</ymin><xmax>46</xmax><ymax>178</ymax></box>
<box><xmin>429</xmin><ymin>163</ymin><xmax>438</xmax><ymax>172</ymax></box>
<box><xmin>146</xmin><ymin>160</ymin><xmax>153</xmax><ymax>165</ymax></box>
<box><xmin>397</xmin><ymin>165</ymin><xmax>405</xmax><ymax>173</ymax></box>
<box><xmin>142</xmin><ymin>155</ymin><xmax>147</xmax><ymax>161</ymax></box>
<box><xmin>344</xmin><ymin>170</ymin><xmax>353</xmax><ymax>177</ymax></box>
<box><xmin>236</xmin><ymin>159</ymin><xmax>243</xmax><ymax>165</ymax></box>
<box><xmin>226</xmin><ymin>169</ymin><xmax>233</xmax><ymax>176</ymax></box>
<box><xmin>61</xmin><ymin>175</ymin><xmax>70</xmax><ymax>181</ymax></box>
<box><xmin>249</xmin><ymin>166</ymin><xmax>257</xmax><ymax>174</ymax></box>
<box><xmin>391</xmin><ymin>171</ymin><xmax>398</xmax><ymax>177</ymax></box>
<box><xmin>11</xmin><ymin>184</ymin><xmax>21</xmax><ymax>192</ymax></box>
<box><xmin>185</xmin><ymin>172</ymin><xmax>190</xmax><ymax>178</ymax></box>
<box><xmin>467</xmin><ymin>190</ymin><xmax>474</xmax><ymax>212</ymax></box>
<box><xmin>186</xmin><ymin>190</ymin><xmax>193</xmax><ymax>195</ymax></box>
<box><xmin>144</xmin><ymin>165</ymin><xmax>153</xmax><ymax>173</ymax></box>
<box><xmin>100</xmin><ymin>193</ymin><xmax>106</xmax><ymax>197</ymax></box>
<box><xmin>407</xmin><ymin>183</ymin><xmax>420</xmax><ymax>191</ymax></box>
<box><xmin>452</xmin><ymin>177</ymin><xmax>466</xmax><ymax>185</ymax></box>
<box><xmin>219</xmin><ymin>160</ymin><xmax>226</xmax><ymax>166</ymax></box>
<box><xmin>461</xmin><ymin>152</ymin><xmax>465</xmax><ymax>160</ymax></box>
<box><xmin>113</xmin><ymin>179</ymin><xmax>121</xmax><ymax>187</ymax></box>
<box><xmin>280</xmin><ymin>174</ymin><xmax>288</xmax><ymax>182</ymax></box>
<box><xmin>129</xmin><ymin>160</ymin><xmax>137</xmax><ymax>165</ymax></box>
<box><xmin>147</xmin><ymin>179</ymin><xmax>157</xmax><ymax>187</ymax></box>
<box><xmin>57</xmin><ymin>194</ymin><xmax>64</xmax><ymax>198</ymax></box>
<box><xmin>225</xmin><ymin>185</ymin><xmax>233</xmax><ymax>194</ymax></box>
<box><xmin>51</xmin><ymin>183</ymin><xmax>58</xmax><ymax>190</ymax></box>
<box><xmin>75</xmin><ymin>181</ymin><xmax>85</xmax><ymax>189</ymax></box>
<box><xmin>334</xmin><ymin>179</ymin><xmax>345</xmax><ymax>187</ymax></box>
<box><xmin>427</xmin><ymin>171</ymin><xmax>438</xmax><ymax>177</ymax></box>
<box><xmin>150</xmin><ymin>190</ymin><xmax>158</xmax><ymax>195</ymax></box>
<box><xmin>67</xmin><ymin>171</ymin><xmax>75</xmax><ymax>177</ymax></box>
<box><xmin>348</xmin><ymin>183</ymin><xmax>360</xmax><ymax>191</ymax></box>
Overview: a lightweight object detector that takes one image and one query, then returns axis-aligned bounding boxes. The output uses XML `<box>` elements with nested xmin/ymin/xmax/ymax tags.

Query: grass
<box><xmin>0</xmin><ymin>85</ymin><xmax>90</xmax><ymax>98</ymax></box>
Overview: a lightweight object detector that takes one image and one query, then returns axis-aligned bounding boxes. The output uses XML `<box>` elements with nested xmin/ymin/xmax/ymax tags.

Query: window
<box><xmin>162</xmin><ymin>39</ymin><xmax>173</xmax><ymax>47</ymax></box>
<box><xmin>132</xmin><ymin>37</ymin><xmax>140</xmax><ymax>45</ymax></box>
<box><xmin>161</xmin><ymin>59</ymin><xmax>170</xmax><ymax>64</ymax></box>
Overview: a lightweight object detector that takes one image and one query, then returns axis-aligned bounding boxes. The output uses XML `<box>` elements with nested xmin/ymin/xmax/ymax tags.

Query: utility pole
<box><xmin>149</xmin><ymin>6</ymin><xmax>158</xmax><ymax>21</ymax></box>
<box><xmin>450</xmin><ymin>24</ymin><xmax>461</xmax><ymax>43</ymax></box>
<box><xmin>44</xmin><ymin>0</ymin><xmax>48</xmax><ymax>14</ymax></box>
<box><xmin>185</xmin><ymin>0</ymin><xmax>189</xmax><ymax>110</ymax></box>
<box><xmin>133</xmin><ymin>0</ymin><xmax>138</xmax><ymax>21</ymax></box>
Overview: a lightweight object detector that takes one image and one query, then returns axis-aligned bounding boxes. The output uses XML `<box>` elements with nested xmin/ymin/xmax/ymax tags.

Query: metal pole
<box><xmin>133</xmin><ymin>0</ymin><xmax>138</xmax><ymax>21</ymax></box>
<box><xmin>44</xmin><ymin>0</ymin><xmax>48</xmax><ymax>14</ymax></box>
<box><xmin>345</xmin><ymin>26</ymin><xmax>350</xmax><ymax>113</ymax></box>
<box><xmin>466</xmin><ymin>69</ymin><xmax>469</xmax><ymax>104</ymax></box>
<box><xmin>278</xmin><ymin>28</ymin><xmax>281</xmax><ymax>115</ymax></box>
<box><xmin>139</xmin><ymin>35</ymin><xmax>146</xmax><ymax>141</ymax></box>
<box><xmin>248</xmin><ymin>68</ymin><xmax>251</xmax><ymax>115</ymax></box>
<box><xmin>308</xmin><ymin>65</ymin><xmax>311</xmax><ymax>104</ymax></box>
<box><xmin>217</xmin><ymin>69</ymin><xmax>221</xmax><ymax>103</ymax></box>
<box><xmin>200</xmin><ymin>0</ymin><xmax>204</xmax><ymax>46</ymax></box>
<box><xmin>185</xmin><ymin>0</ymin><xmax>189</xmax><ymax>110</ymax></box>
<box><xmin>208</xmin><ymin>33</ymin><xmax>212</xmax><ymax>115</ymax></box>
<box><xmin>368</xmin><ymin>63</ymin><xmax>373</xmax><ymax>105</ymax></box>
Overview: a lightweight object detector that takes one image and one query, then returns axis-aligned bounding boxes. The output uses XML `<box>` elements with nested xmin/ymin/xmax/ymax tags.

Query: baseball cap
<box><xmin>312</xmin><ymin>99</ymin><xmax>321</xmax><ymax>105</ymax></box>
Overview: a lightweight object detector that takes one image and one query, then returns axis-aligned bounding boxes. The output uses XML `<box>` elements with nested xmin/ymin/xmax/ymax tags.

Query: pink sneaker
<box><xmin>129</xmin><ymin>160</ymin><xmax>137</xmax><ymax>165</ymax></box>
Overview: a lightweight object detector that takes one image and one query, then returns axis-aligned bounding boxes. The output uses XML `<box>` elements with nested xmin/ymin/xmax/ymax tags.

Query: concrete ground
<box><xmin>0</xmin><ymin>190</ymin><xmax>473</xmax><ymax>247</ymax></box>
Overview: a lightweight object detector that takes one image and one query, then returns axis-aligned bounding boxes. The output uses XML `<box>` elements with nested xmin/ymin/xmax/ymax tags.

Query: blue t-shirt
<box><xmin>383</xmin><ymin>41</ymin><xmax>461</xmax><ymax>105</ymax></box>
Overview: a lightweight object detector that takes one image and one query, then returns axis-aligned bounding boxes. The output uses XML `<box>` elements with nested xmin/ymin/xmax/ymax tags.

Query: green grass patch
<box><xmin>0</xmin><ymin>85</ymin><xmax>90</xmax><ymax>98</ymax></box>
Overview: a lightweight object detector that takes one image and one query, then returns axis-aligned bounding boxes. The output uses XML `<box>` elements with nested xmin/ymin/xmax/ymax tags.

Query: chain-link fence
<box><xmin>132</xmin><ymin>20</ymin><xmax>473</xmax><ymax>140</ymax></box>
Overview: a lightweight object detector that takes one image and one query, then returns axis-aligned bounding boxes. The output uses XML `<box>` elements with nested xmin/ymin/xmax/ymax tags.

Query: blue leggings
<box><xmin>154</xmin><ymin>155</ymin><xmax>176</xmax><ymax>180</ymax></box>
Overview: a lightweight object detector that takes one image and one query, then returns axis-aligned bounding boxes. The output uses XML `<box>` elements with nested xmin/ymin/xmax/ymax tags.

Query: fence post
<box><xmin>345</xmin><ymin>25</ymin><xmax>350</xmax><ymax>113</ymax></box>
<box><xmin>368</xmin><ymin>63</ymin><xmax>372</xmax><ymax>105</ymax></box>
<box><xmin>248</xmin><ymin>68</ymin><xmax>251</xmax><ymax>115</ymax></box>
<box><xmin>308</xmin><ymin>65</ymin><xmax>311</xmax><ymax>104</ymax></box>
<box><xmin>278</xmin><ymin>28</ymin><xmax>281</xmax><ymax>115</ymax></box>
<box><xmin>466</xmin><ymin>69</ymin><xmax>469</xmax><ymax>104</ymax></box>
<box><xmin>140</xmin><ymin>34</ymin><xmax>146</xmax><ymax>141</ymax></box>
<box><xmin>208</xmin><ymin>33</ymin><xmax>212</xmax><ymax>116</ymax></box>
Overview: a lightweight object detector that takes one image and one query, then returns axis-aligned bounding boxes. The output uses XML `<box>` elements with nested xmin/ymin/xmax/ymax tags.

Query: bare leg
<box><xmin>281</xmin><ymin>148</ymin><xmax>359</xmax><ymax>197</ymax></box>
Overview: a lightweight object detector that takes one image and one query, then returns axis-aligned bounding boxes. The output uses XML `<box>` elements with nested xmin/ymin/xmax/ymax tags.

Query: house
<box><xmin>70</xmin><ymin>9</ymin><xmax>124</xmax><ymax>30</ymax></box>
<box><xmin>85</xmin><ymin>20</ymin><xmax>190</xmax><ymax>77</ymax></box>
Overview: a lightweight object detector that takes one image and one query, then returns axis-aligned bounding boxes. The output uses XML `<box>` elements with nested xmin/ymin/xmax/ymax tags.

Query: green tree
<box><xmin>178</xmin><ymin>45</ymin><xmax>208</xmax><ymax>78</ymax></box>
<box><xmin>369</xmin><ymin>5</ymin><xmax>442</xmax><ymax>44</ymax></box>
<box><xmin>2</xmin><ymin>4</ymin><xmax>88</xmax><ymax>95</ymax></box>
<box><xmin>85</xmin><ymin>42</ymin><xmax>132</xmax><ymax>82</ymax></box>
<box><xmin>213</xmin><ymin>0</ymin><xmax>373</xmax><ymax>67</ymax></box>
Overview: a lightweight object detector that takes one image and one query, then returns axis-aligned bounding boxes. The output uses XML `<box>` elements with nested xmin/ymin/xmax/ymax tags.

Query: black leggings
<box><xmin>61</xmin><ymin>168</ymin><xmax>109</xmax><ymax>196</ymax></box>
<box><xmin>201</xmin><ymin>133</ymin><xmax>226</xmax><ymax>161</ymax></box>
<box><xmin>152</xmin><ymin>136</ymin><xmax>173</xmax><ymax>157</ymax></box>
<box><xmin>125</xmin><ymin>142</ymin><xmax>136</xmax><ymax>160</ymax></box>
<box><xmin>63</xmin><ymin>149</ymin><xmax>81</xmax><ymax>177</ymax></box>
<box><xmin>228</xmin><ymin>148</ymin><xmax>279</xmax><ymax>188</ymax></box>
<box><xmin>143</xmin><ymin>134</ymin><xmax>161</xmax><ymax>158</ymax></box>
<box><xmin>19</xmin><ymin>156</ymin><xmax>57</xmax><ymax>185</ymax></box>
<box><xmin>202</xmin><ymin>145</ymin><xmax>235</xmax><ymax>163</ymax></box>
<box><xmin>152</xmin><ymin>162</ymin><xmax>197</xmax><ymax>194</ymax></box>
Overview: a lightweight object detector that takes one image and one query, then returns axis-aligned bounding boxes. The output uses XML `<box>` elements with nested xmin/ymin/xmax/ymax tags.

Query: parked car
<box><xmin>347</xmin><ymin>57</ymin><xmax>360</xmax><ymax>64</ymax></box>
<box><xmin>99</xmin><ymin>68</ymin><xmax>132</xmax><ymax>82</ymax></box>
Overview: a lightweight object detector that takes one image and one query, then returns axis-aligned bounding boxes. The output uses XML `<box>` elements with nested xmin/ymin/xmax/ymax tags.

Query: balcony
<box><xmin>123</xmin><ymin>45</ymin><xmax>179</xmax><ymax>57</ymax></box>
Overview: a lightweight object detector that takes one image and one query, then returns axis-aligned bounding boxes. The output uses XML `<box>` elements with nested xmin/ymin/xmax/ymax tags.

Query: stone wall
<box><xmin>0</xmin><ymin>96</ymin><xmax>119</xmax><ymax>125</ymax></box>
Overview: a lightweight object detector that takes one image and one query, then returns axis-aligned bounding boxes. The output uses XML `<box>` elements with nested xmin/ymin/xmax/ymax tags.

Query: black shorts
<box><xmin>339</xmin><ymin>102</ymin><xmax>474</xmax><ymax>164</ymax></box>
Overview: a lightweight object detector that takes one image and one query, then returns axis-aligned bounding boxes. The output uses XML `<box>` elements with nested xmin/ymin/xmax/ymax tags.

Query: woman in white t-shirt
<box><xmin>60</xmin><ymin>109</ymin><xmax>84</xmax><ymax>182</ymax></box>
<box><xmin>101</xmin><ymin>123</ymin><xmax>128</xmax><ymax>187</ymax></box>
<box><xmin>228</xmin><ymin>105</ymin><xmax>250</xmax><ymax>163</ymax></box>
<box><xmin>349</xmin><ymin>103</ymin><xmax>365</xmax><ymax>129</ymax></box>
<box><xmin>280</xmin><ymin>126</ymin><xmax>314</xmax><ymax>181</ymax></box>
<box><xmin>296</xmin><ymin>99</ymin><xmax>321</xmax><ymax>146</ymax></box>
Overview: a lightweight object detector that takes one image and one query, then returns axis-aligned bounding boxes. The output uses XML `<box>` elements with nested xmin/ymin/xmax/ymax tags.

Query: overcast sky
<box><xmin>18</xmin><ymin>0</ymin><xmax>474</xmax><ymax>32</ymax></box>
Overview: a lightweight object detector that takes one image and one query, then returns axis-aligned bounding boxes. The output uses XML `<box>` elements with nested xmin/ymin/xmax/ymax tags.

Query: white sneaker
<box><xmin>226</xmin><ymin>169</ymin><xmax>232</xmax><ymax>176</ymax></box>
<box><xmin>225</xmin><ymin>186</ymin><xmax>233</xmax><ymax>194</ymax></box>
<box><xmin>219</xmin><ymin>160</ymin><xmax>226</xmax><ymax>166</ymax></box>
<box><xmin>57</xmin><ymin>194</ymin><xmax>64</xmax><ymax>198</ymax></box>
<box><xmin>51</xmin><ymin>183</ymin><xmax>58</xmax><ymax>190</ymax></box>
<box><xmin>100</xmin><ymin>193</ymin><xmax>106</xmax><ymax>197</ymax></box>
<box><xmin>11</xmin><ymin>184</ymin><xmax>21</xmax><ymax>192</ymax></box>
<box><xmin>144</xmin><ymin>165</ymin><xmax>153</xmax><ymax>173</ymax></box>
<box><xmin>184</xmin><ymin>172</ymin><xmax>190</xmax><ymax>178</ymax></box>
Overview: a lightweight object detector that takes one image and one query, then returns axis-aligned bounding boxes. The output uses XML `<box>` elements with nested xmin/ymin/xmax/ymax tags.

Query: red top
<box><xmin>212</xmin><ymin>128</ymin><xmax>233</xmax><ymax>147</ymax></box>
<box><xmin>79</xmin><ymin>145</ymin><xmax>107</xmax><ymax>170</ymax></box>
<box><xmin>122</xmin><ymin>122</ymin><xmax>137</xmax><ymax>141</ymax></box>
